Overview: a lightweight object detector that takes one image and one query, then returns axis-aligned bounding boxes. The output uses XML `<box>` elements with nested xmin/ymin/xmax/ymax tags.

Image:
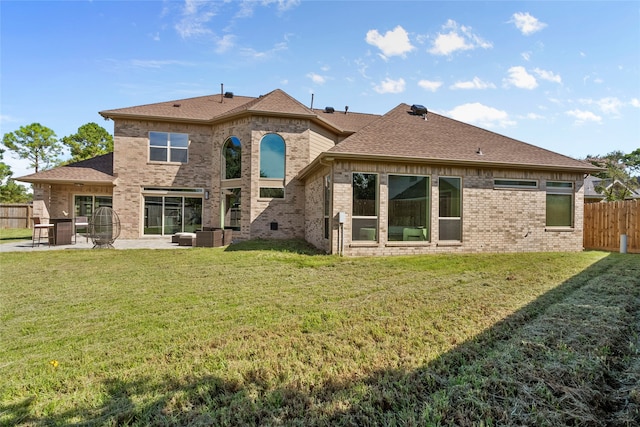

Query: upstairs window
<box><xmin>259</xmin><ymin>134</ymin><xmax>285</xmax><ymax>199</ymax></box>
<box><xmin>260</xmin><ymin>134</ymin><xmax>285</xmax><ymax>179</ymax></box>
<box><xmin>222</xmin><ymin>136</ymin><xmax>241</xmax><ymax>179</ymax></box>
<box><xmin>149</xmin><ymin>132</ymin><xmax>189</xmax><ymax>163</ymax></box>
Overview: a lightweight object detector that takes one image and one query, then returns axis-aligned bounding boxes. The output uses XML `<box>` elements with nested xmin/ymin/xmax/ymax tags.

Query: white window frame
<box><xmin>149</xmin><ymin>131</ymin><xmax>189</xmax><ymax>164</ymax></box>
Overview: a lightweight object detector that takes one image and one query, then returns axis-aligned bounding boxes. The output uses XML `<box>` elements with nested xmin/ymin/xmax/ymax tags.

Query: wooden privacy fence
<box><xmin>0</xmin><ymin>204</ymin><xmax>33</xmax><ymax>229</ymax></box>
<box><xmin>584</xmin><ymin>200</ymin><xmax>639</xmax><ymax>253</ymax></box>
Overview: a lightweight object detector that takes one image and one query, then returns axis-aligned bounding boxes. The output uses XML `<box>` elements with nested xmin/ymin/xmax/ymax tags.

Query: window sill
<box><xmin>437</xmin><ymin>241</ymin><xmax>462</xmax><ymax>247</ymax></box>
<box><xmin>350</xmin><ymin>241</ymin><xmax>379</xmax><ymax>248</ymax></box>
<box><xmin>257</xmin><ymin>198</ymin><xmax>285</xmax><ymax>202</ymax></box>
<box><xmin>386</xmin><ymin>241</ymin><xmax>431</xmax><ymax>247</ymax></box>
<box><xmin>545</xmin><ymin>227</ymin><xmax>575</xmax><ymax>232</ymax></box>
<box><xmin>147</xmin><ymin>161</ymin><xmax>186</xmax><ymax>166</ymax></box>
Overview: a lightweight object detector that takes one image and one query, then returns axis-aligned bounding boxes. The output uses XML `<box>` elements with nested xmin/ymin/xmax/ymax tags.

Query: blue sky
<box><xmin>1</xmin><ymin>1</ymin><xmax>638</xmax><ymax>178</ymax></box>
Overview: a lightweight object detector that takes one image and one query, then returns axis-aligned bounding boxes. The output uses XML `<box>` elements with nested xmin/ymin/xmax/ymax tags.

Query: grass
<box><xmin>0</xmin><ymin>240</ymin><xmax>639</xmax><ymax>426</ymax></box>
<box><xmin>0</xmin><ymin>228</ymin><xmax>32</xmax><ymax>243</ymax></box>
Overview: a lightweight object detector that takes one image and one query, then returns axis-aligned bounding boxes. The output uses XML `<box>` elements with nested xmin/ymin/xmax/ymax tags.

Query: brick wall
<box><xmin>314</xmin><ymin>160</ymin><xmax>585</xmax><ymax>256</ymax></box>
<box><xmin>112</xmin><ymin>116</ymin><xmax>320</xmax><ymax>240</ymax></box>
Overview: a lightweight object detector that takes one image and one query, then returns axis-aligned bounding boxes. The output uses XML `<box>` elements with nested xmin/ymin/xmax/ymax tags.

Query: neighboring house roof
<box><xmin>584</xmin><ymin>175</ymin><xmax>640</xmax><ymax>200</ymax></box>
<box><xmin>99</xmin><ymin>89</ymin><xmax>379</xmax><ymax>135</ymax></box>
<box><xmin>299</xmin><ymin>104</ymin><xmax>602</xmax><ymax>178</ymax></box>
<box><xmin>17</xmin><ymin>153</ymin><xmax>115</xmax><ymax>185</ymax></box>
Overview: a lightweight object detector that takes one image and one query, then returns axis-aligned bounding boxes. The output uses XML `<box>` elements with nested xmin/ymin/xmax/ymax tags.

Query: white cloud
<box><xmin>533</xmin><ymin>68</ymin><xmax>561</xmax><ymax>84</ymax></box>
<box><xmin>175</xmin><ymin>1</ymin><xmax>217</xmax><ymax>38</ymax></box>
<box><xmin>580</xmin><ymin>97</ymin><xmax>624</xmax><ymax>115</ymax></box>
<box><xmin>631</xmin><ymin>98</ymin><xmax>640</xmax><ymax>108</ymax></box>
<box><xmin>503</xmin><ymin>66</ymin><xmax>538</xmax><ymax>89</ymax></box>
<box><xmin>373</xmin><ymin>77</ymin><xmax>406</xmax><ymax>94</ymax></box>
<box><xmin>130</xmin><ymin>59</ymin><xmax>194</xmax><ymax>69</ymax></box>
<box><xmin>521</xmin><ymin>51</ymin><xmax>532</xmax><ymax>61</ymax></box>
<box><xmin>510</xmin><ymin>12</ymin><xmax>547</xmax><ymax>35</ymax></box>
<box><xmin>450</xmin><ymin>77</ymin><xmax>495</xmax><ymax>90</ymax></box>
<box><xmin>307</xmin><ymin>72</ymin><xmax>326</xmax><ymax>85</ymax></box>
<box><xmin>365</xmin><ymin>25</ymin><xmax>415</xmax><ymax>59</ymax></box>
<box><xmin>261</xmin><ymin>0</ymin><xmax>301</xmax><ymax>12</ymax></box>
<box><xmin>428</xmin><ymin>19</ymin><xmax>492</xmax><ymax>56</ymax></box>
<box><xmin>525</xmin><ymin>113</ymin><xmax>545</xmax><ymax>120</ymax></box>
<box><xmin>447</xmin><ymin>103</ymin><xmax>516</xmax><ymax>128</ymax></box>
<box><xmin>566</xmin><ymin>109</ymin><xmax>602</xmax><ymax>124</ymax></box>
<box><xmin>0</xmin><ymin>114</ymin><xmax>20</xmax><ymax>126</ymax></box>
<box><xmin>239</xmin><ymin>40</ymin><xmax>288</xmax><ymax>60</ymax></box>
<box><xmin>418</xmin><ymin>80</ymin><xmax>443</xmax><ymax>92</ymax></box>
<box><xmin>215</xmin><ymin>34</ymin><xmax>236</xmax><ymax>53</ymax></box>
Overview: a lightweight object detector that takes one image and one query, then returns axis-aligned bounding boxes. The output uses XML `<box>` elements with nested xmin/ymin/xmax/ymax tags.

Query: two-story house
<box><xmin>18</xmin><ymin>88</ymin><xmax>601</xmax><ymax>255</ymax></box>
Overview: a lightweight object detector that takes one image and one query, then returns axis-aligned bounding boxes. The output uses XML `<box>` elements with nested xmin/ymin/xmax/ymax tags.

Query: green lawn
<box><xmin>1</xmin><ymin>241</ymin><xmax>638</xmax><ymax>426</ymax></box>
<box><xmin>0</xmin><ymin>228</ymin><xmax>32</xmax><ymax>243</ymax></box>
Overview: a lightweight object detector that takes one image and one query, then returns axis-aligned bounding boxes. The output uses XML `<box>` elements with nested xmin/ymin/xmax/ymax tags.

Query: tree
<box><xmin>623</xmin><ymin>148</ymin><xmax>640</xmax><ymax>175</ymax></box>
<box><xmin>2</xmin><ymin>123</ymin><xmax>61</xmax><ymax>173</ymax></box>
<box><xmin>0</xmin><ymin>148</ymin><xmax>31</xmax><ymax>203</ymax></box>
<box><xmin>61</xmin><ymin>122</ymin><xmax>113</xmax><ymax>163</ymax></box>
<box><xmin>586</xmin><ymin>150</ymin><xmax>639</xmax><ymax>201</ymax></box>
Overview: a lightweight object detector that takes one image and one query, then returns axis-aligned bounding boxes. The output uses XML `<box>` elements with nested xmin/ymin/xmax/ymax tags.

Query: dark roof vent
<box><xmin>224</xmin><ymin>92</ymin><xmax>234</xmax><ymax>98</ymax></box>
<box><xmin>173</xmin><ymin>103</ymin><xmax>181</xmax><ymax>107</ymax></box>
<box><xmin>411</xmin><ymin>104</ymin><xmax>428</xmax><ymax>115</ymax></box>
<box><xmin>324</xmin><ymin>106</ymin><xmax>335</xmax><ymax>113</ymax></box>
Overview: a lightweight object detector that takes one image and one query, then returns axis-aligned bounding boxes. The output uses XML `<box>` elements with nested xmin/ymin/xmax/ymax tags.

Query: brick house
<box><xmin>18</xmin><ymin>88</ymin><xmax>601</xmax><ymax>255</ymax></box>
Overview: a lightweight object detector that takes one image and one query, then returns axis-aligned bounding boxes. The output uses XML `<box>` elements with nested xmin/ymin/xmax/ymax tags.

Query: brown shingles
<box><xmin>328</xmin><ymin>104</ymin><xmax>600</xmax><ymax>171</ymax></box>
<box><xmin>18</xmin><ymin>153</ymin><xmax>115</xmax><ymax>184</ymax></box>
<box><xmin>100</xmin><ymin>89</ymin><xmax>380</xmax><ymax>134</ymax></box>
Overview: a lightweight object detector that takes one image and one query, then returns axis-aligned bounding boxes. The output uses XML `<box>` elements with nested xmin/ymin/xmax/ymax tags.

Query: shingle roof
<box><xmin>100</xmin><ymin>89</ymin><xmax>379</xmax><ymax>134</ymax></box>
<box><xmin>99</xmin><ymin>93</ymin><xmax>257</xmax><ymax>122</ymax></box>
<box><xmin>312</xmin><ymin>108</ymin><xmax>380</xmax><ymax>133</ymax></box>
<box><xmin>17</xmin><ymin>153</ymin><xmax>115</xmax><ymax>185</ymax></box>
<box><xmin>324</xmin><ymin>103</ymin><xmax>600</xmax><ymax>172</ymax></box>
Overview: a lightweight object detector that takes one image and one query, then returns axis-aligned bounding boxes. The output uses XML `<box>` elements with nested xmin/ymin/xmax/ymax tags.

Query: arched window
<box><xmin>222</xmin><ymin>136</ymin><xmax>241</xmax><ymax>180</ymax></box>
<box><xmin>259</xmin><ymin>134</ymin><xmax>285</xmax><ymax>179</ymax></box>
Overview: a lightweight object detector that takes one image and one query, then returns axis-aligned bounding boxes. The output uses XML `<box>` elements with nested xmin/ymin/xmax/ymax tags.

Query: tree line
<box><xmin>1</xmin><ymin>122</ymin><xmax>113</xmax><ymax>202</ymax></box>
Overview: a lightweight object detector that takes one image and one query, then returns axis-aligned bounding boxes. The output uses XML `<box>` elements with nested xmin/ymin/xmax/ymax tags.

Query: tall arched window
<box><xmin>259</xmin><ymin>134</ymin><xmax>285</xmax><ymax>198</ymax></box>
<box><xmin>222</xmin><ymin>136</ymin><xmax>241</xmax><ymax>180</ymax></box>
<box><xmin>259</xmin><ymin>134</ymin><xmax>285</xmax><ymax>179</ymax></box>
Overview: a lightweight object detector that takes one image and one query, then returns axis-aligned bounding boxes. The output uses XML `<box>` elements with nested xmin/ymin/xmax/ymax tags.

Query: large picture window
<box><xmin>143</xmin><ymin>189</ymin><xmax>202</xmax><ymax>235</ymax></box>
<box><xmin>352</xmin><ymin>173</ymin><xmax>378</xmax><ymax>241</ymax></box>
<box><xmin>149</xmin><ymin>132</ymin><xmax>189</xmax><ymax>163</ymax></box>
<box><xmin>222</xmin><ymin>136</ymin><xmax>241</xmax><ymax>179</ymax></box>
<box><xmin>546</xmin><ymin>181</ymin><xmax>574</xmax><ymax>227</ymax></box>
<box><xmin>439</xmin><ymin>177</ymin><xmax>462</xmax><ymax>241</ymax></box>
<box><xmin>388</xmin><ymin>175</ymin><xmax>430</xmax><ymax>241</ymax></box>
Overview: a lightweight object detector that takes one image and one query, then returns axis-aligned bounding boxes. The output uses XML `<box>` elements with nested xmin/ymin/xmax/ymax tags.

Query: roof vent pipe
<box><xmin>310</xmin><ymin>93</ymin><xmax>314</xmax><ymax>109</ymax></box>
<box><xmin>220</xmin><ymin>83</ymin><xmax>224</xmax><ymax>103</ymax></box>
<box><xmin>345</xmin><ymin>106</ymin><xmax>349</xmax><ymax>114</ymax></box>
